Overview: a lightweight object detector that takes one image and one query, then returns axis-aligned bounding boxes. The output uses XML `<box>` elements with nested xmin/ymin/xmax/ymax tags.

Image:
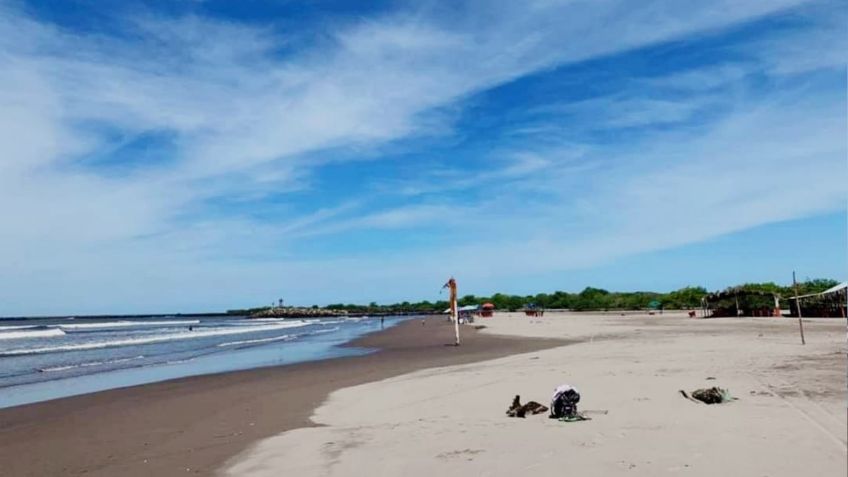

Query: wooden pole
<box><xmin>793</xmin><ymin>271</ymin><xmax>805</xmax><ymax>345</ymax></box>
<box><xmin>452</xmin><ymin>286</ymin><xmax>460</xmax><ymax>346</ymax></box>
<box><xmin>444</xmin><ymin>277</ymin><xmax>460</xmax><ymax>346</ymax></box>
<box><xmin>735</xmin><ymin>292</ymin><xmax>740</xmax><ymax>317</ymax></box>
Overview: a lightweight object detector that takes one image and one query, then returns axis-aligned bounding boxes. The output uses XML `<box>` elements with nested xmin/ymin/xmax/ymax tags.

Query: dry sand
<box><xmin>224</xmin><ymin>312</ymin><xmax>847</xmax><ymax>477</ymax></box>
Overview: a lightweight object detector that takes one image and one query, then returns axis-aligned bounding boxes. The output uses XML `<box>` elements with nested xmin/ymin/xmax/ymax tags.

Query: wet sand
<box><xmin>0</xmin><ymin>318</ymin><xmax>566</xmax><ymax>476</ymax></box>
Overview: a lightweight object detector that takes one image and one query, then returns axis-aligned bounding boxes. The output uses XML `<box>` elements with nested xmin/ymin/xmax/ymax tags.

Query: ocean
<box><xmin>0</xmin><ymin>314</ymin><xmax>404</xmax><ymax>409</ymax></box>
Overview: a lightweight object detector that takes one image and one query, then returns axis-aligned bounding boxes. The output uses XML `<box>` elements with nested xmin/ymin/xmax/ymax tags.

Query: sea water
<box><xmin>0</xmin><ymin>315</ymin><xmax>404</xmax><ymax>408</ymax></box>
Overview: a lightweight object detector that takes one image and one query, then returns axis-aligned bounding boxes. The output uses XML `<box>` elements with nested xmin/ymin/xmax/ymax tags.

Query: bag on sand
<box><xmin>550</xmin><ymin>384</ymin><xmax>581</xmax><ymax>419</ymax></box>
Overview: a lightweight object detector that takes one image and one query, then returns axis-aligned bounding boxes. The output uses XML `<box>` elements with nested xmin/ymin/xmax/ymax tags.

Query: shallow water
<box><xmin>0</xmin><ymin>315</ymin><xmax>404</xmax><ymax>408</ymax></box>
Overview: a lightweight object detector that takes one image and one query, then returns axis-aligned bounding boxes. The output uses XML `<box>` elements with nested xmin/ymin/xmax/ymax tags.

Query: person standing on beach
<box><xmin>380</xmin><ymin>317</ymin><xmax>385</xmax><ymax>328</ymax></box>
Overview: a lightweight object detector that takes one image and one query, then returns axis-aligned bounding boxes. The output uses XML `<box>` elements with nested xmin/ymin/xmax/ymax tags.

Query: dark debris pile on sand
<box><xmin>680</xmin><ymin>387</ymin><xmax>736</xmax><ymax>404</ymax></box>
<box><xmin>506</xmin><ymin>395</ymin><xmax>548</xmax><ymax>417</ymax></box>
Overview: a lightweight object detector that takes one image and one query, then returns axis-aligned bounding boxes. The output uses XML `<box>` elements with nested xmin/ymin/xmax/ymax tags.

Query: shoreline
<box><xmin>0</xmin><ymin>315</ymin><xmax>401</xmax><ymax>409</ymax></box>
<box><xmin>0</xmin><ymin>317</ymin><xmax>568</xmax><ymax>476</ymax></box>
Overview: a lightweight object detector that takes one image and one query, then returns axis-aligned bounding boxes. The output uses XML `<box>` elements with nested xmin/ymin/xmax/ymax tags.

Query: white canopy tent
<box><xmin>442</xmin><ymin>305</ymin><xmax>480</xmax><ymax>314</ymax></box>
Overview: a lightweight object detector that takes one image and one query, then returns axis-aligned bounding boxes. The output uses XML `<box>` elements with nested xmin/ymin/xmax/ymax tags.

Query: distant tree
<box><xmin>572</xmin><ymin>287</ymin><xmax>611</xmax><ymax>311</ymax></box>
<box><xmin>548</xmin><ymin>291</ymin><xmax>573</xmax><ymax>309</ymax></box>
<box><xmin>737</xmin><ymin>282</ymin><xmax>784</xmax><ymax>295</ymax></box>
<box><xmin>798</xmin><ymin>278</ymin><xmax>839</xmax><ymax>295</ymax></box>
<box><xmin>306</xmin><ymin>278</ymin><xmax>837</xmax><ymax>316</ymax></box>
<box><xmin>664</xmin><ymin>286</ymin><xmax>708</xmax><ymax>309</ymax></box>
<box><xmin>507</xmin><ymin>295</ymin><xmax>525</xmax><ymax>311</ymax></box>
<box><xmin>489</xmin><ymin>293</ymin><xmax>511</xmax><ymax>310</ymax></box>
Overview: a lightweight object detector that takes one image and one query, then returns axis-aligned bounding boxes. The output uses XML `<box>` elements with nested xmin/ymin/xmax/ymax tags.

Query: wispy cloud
<box><xmin>0</xmin><ymin>0</ymin><xmax>843</xmax><ymax>314</ymax></box>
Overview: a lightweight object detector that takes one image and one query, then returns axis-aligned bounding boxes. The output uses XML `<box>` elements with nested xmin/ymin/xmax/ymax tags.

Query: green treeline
<box><xmin>228</xmin><ymin>278</ymin><xmax>839</xmax><ymax>315</ymax></box>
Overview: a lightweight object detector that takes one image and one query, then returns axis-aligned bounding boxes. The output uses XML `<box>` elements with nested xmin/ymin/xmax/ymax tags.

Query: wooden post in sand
<box><xmin>452</xmin><ymin>301</ymin><xmax>460</xmax><ymax>346</ymax></box>
<box><xmin>793</xmin><ymin>271</ymin><xmax>805</xmax><ymax>345</ymax></box>
<box><xmin>443</xmin><ymin>277</ymin><xmax>460</xmax><ymax>346</ymax></box>
<box><xmin>734</xmin><ymin>292</ymin><xmax>740</xmax><ymax>317</ymax></box>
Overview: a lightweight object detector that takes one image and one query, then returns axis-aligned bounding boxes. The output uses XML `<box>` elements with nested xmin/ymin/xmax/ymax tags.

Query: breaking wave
<box><xmin>217</xmin><ymin>326</ymin><xmax>341</xmax><ymax>348</ymax></box>
<box><xmin>0</xmin><ymin>328</ymin><xmax>66</xmax><ymax>340</ymax></box>
<box><xmin>38</xmin><ymin>355</ymin><xmax>146</xmax><ymax>373</ymax></box>
<box><xmin>218</xmin><ymin>334</ymin><xmax>294</xmax><ymax>347</ymax></box>
<box><xmin>58</xmin><ymin>320</ymin><xmax>201</xmax><ymax>330</ymax></box>
<box><xmin>0</xmin><ymin>322</ymin><xmax>310</xmax><ymax>356</ymax></box>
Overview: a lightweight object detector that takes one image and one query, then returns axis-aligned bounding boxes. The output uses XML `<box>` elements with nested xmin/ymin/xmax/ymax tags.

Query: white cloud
<box><xmin>0</xmin><ymin>0</ymin><xmax>842</xmax><ymax>314</ymax></box>
<box><xmin>536</xmin><ymin>96</ymin><xmax>715</xmax><ymax>129</ymax></box>
<box><xmin>277</xmin><ymin>83</ymin><xmax>846</xmax><ymax>298</ymax></box>
<box><xmin>644</xmin><ymin>64</ymin><xmax>754</xmax><ymax>91</ymax></box>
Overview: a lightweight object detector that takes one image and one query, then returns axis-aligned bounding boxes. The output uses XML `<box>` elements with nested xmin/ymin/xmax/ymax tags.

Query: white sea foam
<box><xmin>39</xmin><ymin>364</ymin><xmax>77</xmax><ymax>372</ymax></box>
<box><xmin>0</xmin><ymin>328</ymin><xmax>66</xmax><ymax>340</ymax></box>
<box><xmin>217</xmin><ymin>325</ymin><xmax>341</xmax><ymax>348</ymax></box>
<box><xmin>165</xmin><ymin>358</ymin><xmax>195</xmax><ymax>365</ymax></box>
<box><xmin>248</xmin><ymin>318</ymin><xmax>322</xmax><ymax>324</ymax></box>
<box><xmin>318</xmin><ymin>319</ymin><xmax>348</xmax><ymax>325</ymax></box>
<box><xmin>58</xmin><ymin>320</ymin><xmax>201</xmax><ymax>330</ymax></box>
<box><xmin>38</xmin><ymin>355</ymin><xmax>146</xmax><ymax>373</ymax></box>
<box><xmin>1</xmin><ymin>322</ymin><xmax>310</xmax><ymax>356</ymax></box>
<box><xmin>218</xmin><ymin>334</ymin><xmax>293</xmax><ymax>347</ymax></box>
<box><xmin>307</xmin><ymin>327</ymin><xmax>341</xmax><ymax>335</ymax></box>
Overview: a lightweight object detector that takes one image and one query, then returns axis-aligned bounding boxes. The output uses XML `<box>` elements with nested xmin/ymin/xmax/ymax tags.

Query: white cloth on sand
<box><xmin>552</xmin><ymin>384</ymin><xmax>579</xmax><ymax>402</ymax></box>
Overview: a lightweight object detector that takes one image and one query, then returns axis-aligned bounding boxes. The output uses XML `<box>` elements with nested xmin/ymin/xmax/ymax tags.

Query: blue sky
<box><xmin>0</xmin><ymin>0</ymin><xmax>845</xmax><ymax>315</ymax></box>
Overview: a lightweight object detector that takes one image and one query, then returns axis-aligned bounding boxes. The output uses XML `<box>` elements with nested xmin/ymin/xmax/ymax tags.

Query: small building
<box><xmin>480</xmin><ymin>303</ymin><xmax>495</xmax><ymax>317</ymax></box>
<box><xmin>701</xmin><ymin>288</ymin><xmax>781</xmax><ymax>318</ymax></box>
<box><xmin>444</xmin><ymin>305</ymin><xmax>481</xmax><ymax>322</ymax></box>
<box><xmin>521</xmin><ymin>303</ymin><xmax>544</xmax><ymax>317</ymax></box>
<box><xmin>786</xmin><ymin>282</ymin><xmax>847</xmax><ymax>318</ymax></box>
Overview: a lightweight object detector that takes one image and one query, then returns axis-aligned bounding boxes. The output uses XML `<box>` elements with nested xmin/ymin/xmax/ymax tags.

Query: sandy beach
<box><xmin>0</xmin><ymin>317</ymin><xmax>564</xmax><ymax>476</ymax></box>
<box><xmin>225</xmin><ymin>312</ymin><xmax>847</xmax><ymax>477</ymax></box>
<box><xmin>2</xmin><ymin>1</ymin><xmax>844</xmax><ymax>476</ymax></box>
